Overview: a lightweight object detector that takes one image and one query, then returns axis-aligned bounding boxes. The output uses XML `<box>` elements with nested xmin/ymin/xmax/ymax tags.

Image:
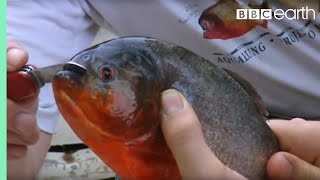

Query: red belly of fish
<box><xmin>204</xmin><ymin>20</ymin><xmax>268</xmax><ymax>40</ymax></box>
<box><xmin>53</xmin><ymin>80</ymin><xmax>181</xmax><ymax>180</ymax></box>
<box><xmin>85</xmin><ymin>139</ymin><xmax>181</xmax><ymax>180</ymax></box>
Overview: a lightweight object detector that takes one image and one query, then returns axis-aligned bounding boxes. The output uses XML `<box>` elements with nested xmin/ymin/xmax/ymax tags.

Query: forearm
<box><xmin>7</xmin><ymin>131</ymin><xmax>52</xmax><ymax>180</ymax></box>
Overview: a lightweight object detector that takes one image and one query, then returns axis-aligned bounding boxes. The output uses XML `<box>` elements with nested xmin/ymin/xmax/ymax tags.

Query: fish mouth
<box><xmin>199</xmin><ymin>17</ymin><xmax>210</xmax><ymax>32</ymax></box>
<box><xmin>199</xmin><ymin>16</ymin><xmax>218</xmax><ymax>38</ymax></box>
<box><xmin>54</xmin><ymin>62</ymin><xmax>87</xmax><ymax>86</ymax></box>
<box><xmin>62</xmin><ymin>62</ymin><xmax>87</xmax><ymax>76</ymax></box>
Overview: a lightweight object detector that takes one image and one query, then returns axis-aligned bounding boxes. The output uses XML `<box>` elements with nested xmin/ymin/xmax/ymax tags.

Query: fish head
<box><xmin>199</xmin><ymin>0</ymin><xmax>268</xmax><ymax>40</ymax></box>
<box><xmin>52</xmin><ymin>41</ymin><xmax>162</xmax><ymax>143</ymax></box>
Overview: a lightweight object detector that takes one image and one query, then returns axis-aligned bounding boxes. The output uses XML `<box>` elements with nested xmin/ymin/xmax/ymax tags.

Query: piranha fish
<box><xmin>52</xmin><ymin>37</ymin><xmax>279</xmax><ymax>180</ymax></box>
<box><xmin>199</xmin><ymin>0</ymin><xmax>269</xmax><ymax>40</ymax></box>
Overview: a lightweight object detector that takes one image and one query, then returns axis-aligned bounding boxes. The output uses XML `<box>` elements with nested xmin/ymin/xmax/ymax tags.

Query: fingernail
<box><xmin>161</xmin><ymin>90</ymin><xmax>184</xmax><ymax>114</ymax></box>
<box><xmin>7</xmin><ymin>48</ymin><xmax>25</xmax><ymax>70</ymax></box>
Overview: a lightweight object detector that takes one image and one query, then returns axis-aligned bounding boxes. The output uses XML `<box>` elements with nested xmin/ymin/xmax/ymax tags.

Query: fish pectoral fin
<box><xmin>222</xmin><ymin>68</ymin><xmax>269</xmax><ymax>120</ymax></box>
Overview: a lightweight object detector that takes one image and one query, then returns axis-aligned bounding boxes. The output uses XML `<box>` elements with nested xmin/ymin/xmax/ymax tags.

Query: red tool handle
<box><xmin>7</xmin><ymin>65</ymin><xmax>38</xmax><ymax>101</ymax></box>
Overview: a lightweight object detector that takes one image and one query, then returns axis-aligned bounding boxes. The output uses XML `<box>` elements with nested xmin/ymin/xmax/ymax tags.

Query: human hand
<box><xmin>7</xmin><ymin>40</ymin><xmax>40</xmax><ymax>159</ymax></box>
<box><xmin>160</xmin><ymin>89</ymin><xmax>246</xmax><ymax>179</ymax></box>
<box><xmin>267</xmin><ymin>118</ymin><xmax>320</xmax><ymax>179</ymax></box>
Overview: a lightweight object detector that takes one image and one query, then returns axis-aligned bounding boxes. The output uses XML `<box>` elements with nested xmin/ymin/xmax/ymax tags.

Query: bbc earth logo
<box><xmin>236</xmin><ymin>6</ymin><xmax>316</xmax><ymax>20</ymax></box>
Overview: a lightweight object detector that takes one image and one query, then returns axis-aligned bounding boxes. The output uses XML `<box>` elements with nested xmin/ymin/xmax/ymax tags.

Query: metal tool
<box><xmin>7</xmin><ymin>64</ymin><xmax>65</xmax><ymax>101</ymax></box>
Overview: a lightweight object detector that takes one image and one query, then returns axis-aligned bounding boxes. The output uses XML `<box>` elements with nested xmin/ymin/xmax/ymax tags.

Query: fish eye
<box><xmin>99</xmin><ymin>65</ymin><xmax>115</xmax><ymax>81</ymax></box>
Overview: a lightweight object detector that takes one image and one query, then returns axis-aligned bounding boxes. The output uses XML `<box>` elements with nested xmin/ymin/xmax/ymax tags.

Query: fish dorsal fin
<box><xmin>223</xmin><ymin>68</ymin><xmax>269</xmax><ymax>120</ymax></box>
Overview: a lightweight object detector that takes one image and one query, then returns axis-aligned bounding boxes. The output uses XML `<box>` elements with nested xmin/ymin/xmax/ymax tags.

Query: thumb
<box><xmin>160</xmin><ymin>89</ymin><xmax>245</xmax><ymax>179</ymax></box>
<box><xmin>267</xmin><ymin>152</ymin><xmax>320</xmax><ymax>180</ymax></box>
<box><xmin>7</xmin><ymin>40</ymin><xmax>28</xmax><ymax>72</ymax></box>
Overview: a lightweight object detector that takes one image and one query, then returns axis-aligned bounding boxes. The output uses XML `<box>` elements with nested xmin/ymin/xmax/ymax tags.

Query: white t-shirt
<box><xmin>7</xmin><ymin>0</ymin><xmax>320</xmax><ymax>133</ymax></box>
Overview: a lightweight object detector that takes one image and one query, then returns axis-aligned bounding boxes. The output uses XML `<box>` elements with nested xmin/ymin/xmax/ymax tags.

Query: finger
<box><xmin>7</xmin><ymin>39</ymin><xmax>28</xmax><ymax>72</ymax></box>
<box><xmin>7</xmin><ymin>95</ymin><xmax>38</xmax><ymax>131</ymax></box>
<box><xmin>267</xmin><ymin>119</ymin><xmax>320</xmax><ymax>164</ymax></box>
<box><xmin>7</xmin><ymin>99</ymin><xmax>19</xmax><ymax>124</ymax></box>
<box><xmin>267</xmin><ymin>152</ymin><xmax>320</xmax><ymax>180</ymax></box>
<box><xmin>7</xmin><ymin>144</ymin><xmax>27</xmax><ymax>160</ymax></box>
<box><xmin>7</xmin><ymin>130</ymin><xmax>39</xmax><ymax>146</ymax></box>
<box><xmin>18</xmin><ymin>93</ymin><xmax>39</xmax><ymax>111</ymax></box>
<box><xmin>7</xmin><ymin>112</ymin><xmax>40</xmax><ymax>144</ymax></box>
<box><xmin>160</xmin><ymin>89</ymin><xmax>245</xmax><ymax>179</ymax></box>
